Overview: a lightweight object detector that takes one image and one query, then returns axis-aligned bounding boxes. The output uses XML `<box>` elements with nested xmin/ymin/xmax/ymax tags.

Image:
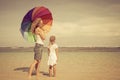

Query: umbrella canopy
<box><xmin>20</xmin><ymin>6</ymin><xmax>53</xmax><ymax>42</ymax></box>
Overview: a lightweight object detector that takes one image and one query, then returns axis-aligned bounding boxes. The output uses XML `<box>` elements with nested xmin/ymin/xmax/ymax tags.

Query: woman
<box><xmin>28</xmin><ymin>18</ymin><xmax>46</xmax><ymax>78</ymax></box>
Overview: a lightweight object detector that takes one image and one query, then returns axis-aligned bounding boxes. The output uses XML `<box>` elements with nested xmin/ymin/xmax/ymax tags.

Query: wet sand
<box><xmin>0</xmin><ymin>51</ymin><xmax>120</xmax><ymax>80</ymax></box>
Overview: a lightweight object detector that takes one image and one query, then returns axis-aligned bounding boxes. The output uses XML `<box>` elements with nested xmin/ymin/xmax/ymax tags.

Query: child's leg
<box><xmin>53</xmin><ymin>64</ymin><xmax>56</xmax><ymax>77</ymax></box>
<box><xmin>28</xmin><ymin>60</ymin><xmax>37</xmax><ymax>78</ymax></box>
<box><xmin>49</xmin><ymin>65</ymin><xmax>52</xmax><ymax>77</ymax></box>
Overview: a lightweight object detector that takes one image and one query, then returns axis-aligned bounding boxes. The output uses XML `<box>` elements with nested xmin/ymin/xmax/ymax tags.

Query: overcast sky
<box><xmin>0</xmin><ymin>0</ymin><xmax>120</xmax><ymax>47</ymax></box>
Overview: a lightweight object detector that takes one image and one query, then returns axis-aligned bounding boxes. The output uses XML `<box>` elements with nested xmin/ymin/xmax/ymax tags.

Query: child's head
<box><xmin>49</xmin><ymin>35</ymin><xmax>56</xmax><ymax>44</ymax></box>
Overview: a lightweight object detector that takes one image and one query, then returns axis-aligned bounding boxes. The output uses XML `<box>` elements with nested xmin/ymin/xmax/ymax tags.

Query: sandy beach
<box><xmin>0</xmin><ymin>51</ymin><xmax>120</xmax><ymax>80</ymax></box>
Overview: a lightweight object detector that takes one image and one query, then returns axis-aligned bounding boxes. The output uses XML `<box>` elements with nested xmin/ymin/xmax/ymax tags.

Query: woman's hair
<box><xmin>33</xmin><ymin>18</ymin><xmax>43</xmax><ymax>33</ymax></box>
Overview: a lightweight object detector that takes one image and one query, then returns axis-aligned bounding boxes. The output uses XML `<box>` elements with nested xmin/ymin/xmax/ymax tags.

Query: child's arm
<box><xmin>48</xmin><ymin>48</ymin><xmax>50</xmax><ymax>56</ymax></box>
<box><xmin>55</xmin><ymin>48</ymin><xmax>58</xmax><ymax>61</ymax></box>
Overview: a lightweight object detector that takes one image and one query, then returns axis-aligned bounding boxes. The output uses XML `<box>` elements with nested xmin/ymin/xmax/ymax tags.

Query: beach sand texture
<box><xmin>0</xmin><ymin>51</ymin><xmax>120</xmax><ymax>80</ymax></box>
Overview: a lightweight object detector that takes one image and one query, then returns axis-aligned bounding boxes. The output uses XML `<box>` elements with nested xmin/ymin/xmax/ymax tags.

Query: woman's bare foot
<box><xmin>36</xmin><ymin>72</ymin><xmax>40</xmax><ymax>77</ymax></box>
<box><xmin>53</xmin><ymin>74</ymin><xmax>56</xmax><ymax>77</ymax></box>
<box><xmin>28</xmin><ymin>75</ymin><xmax>31</xmax><ymax>79</ymax></box>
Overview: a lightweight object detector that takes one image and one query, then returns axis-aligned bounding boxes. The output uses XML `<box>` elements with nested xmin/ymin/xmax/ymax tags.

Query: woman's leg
<box><xmin>35</xmin><ymin>60</ymin><xmax>40</xmax><ymax>76</ymax></box>
<box><xmin>28</xmin><ymin>60</ymin><xmax>37</xmax><ymax>78</ymax></box>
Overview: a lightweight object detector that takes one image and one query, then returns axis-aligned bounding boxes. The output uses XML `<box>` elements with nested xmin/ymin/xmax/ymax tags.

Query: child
<box><xmin>47</xmin><ymin>35</ymin><xmax>58</xmax><ymax>77</ymax></box>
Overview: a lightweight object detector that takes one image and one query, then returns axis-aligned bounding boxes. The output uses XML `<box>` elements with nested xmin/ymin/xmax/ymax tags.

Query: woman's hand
<box><xmin>35</xmin><ymin>27</ymin><xmax>46</xmax><ymax>40</ymax></box>
<box><xmin>31</xmin><ymin>18</ymin><xmax>43</xmax><ymax>33</ymax></box>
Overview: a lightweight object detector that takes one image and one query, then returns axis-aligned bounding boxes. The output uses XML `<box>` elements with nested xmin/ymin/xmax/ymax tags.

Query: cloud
<box><xmin>51</xmin><ymin>21</ymin><xmax>79</xmax><ymax>35</ymax></box>
<box><xmin>50</xmin><ymin>15</ymin><xmax>120</xmax><ymax>37</ymax></box>
<box><xmin>0</xmin><ymin>0</ymin><xmax>120</xmax><ymax>47</ymax></box>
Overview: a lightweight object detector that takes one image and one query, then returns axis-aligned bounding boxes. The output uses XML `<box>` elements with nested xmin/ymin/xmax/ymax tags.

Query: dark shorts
<box><xmin>34</xmin><ymin>43</ymin><xmax>44</xmax><ymax>61</ymax></box>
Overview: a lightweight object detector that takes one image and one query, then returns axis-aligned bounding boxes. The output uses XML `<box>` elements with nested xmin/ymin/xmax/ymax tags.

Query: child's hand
<box><xmin>56</xmin><ymin>58</ymin><xmax>58</xmax><ymax>62</ymax></box>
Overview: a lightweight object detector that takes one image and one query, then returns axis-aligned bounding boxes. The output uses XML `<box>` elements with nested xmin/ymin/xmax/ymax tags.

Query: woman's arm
<box><xmin>31</xmin><ymin>19</ymin><xmax>40</xmax><ymax>33</ymax></box>
<box><xmin>31</xmin><ymin>18</ymin><xmax>42</xmax><ymax>33</ymax></box>
<box><xmin>35</xmin><ymin>28</ymin><xmax>46</xmax><ymax>40</ymax></box>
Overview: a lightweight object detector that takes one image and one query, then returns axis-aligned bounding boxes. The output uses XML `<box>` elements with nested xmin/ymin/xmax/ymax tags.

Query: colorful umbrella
<box><xmin>20</xmin><ymin>6</ymin><xmax>53</xmax><ymax>42</ymax></box>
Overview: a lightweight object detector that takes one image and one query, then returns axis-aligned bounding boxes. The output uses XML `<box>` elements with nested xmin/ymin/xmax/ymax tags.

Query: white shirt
<box><xmin>35</xmin><ymin>35</ymin><xmax>44</xmax><ymax>45</ymax></box>
<box><xmin>49</xmin><ymin>43</ymin><xmax>58</xmax><ymax>54</ymax></box>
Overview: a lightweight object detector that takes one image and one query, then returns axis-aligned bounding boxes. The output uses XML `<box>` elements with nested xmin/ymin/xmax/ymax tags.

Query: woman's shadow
<box><xmin>14</xmin><ymin>67</ymin><xmax>29</xmax><ymax>72</ymax></box>
<box><xmin>14</xmin><ymin>67</ymin><xmax>49</xmax><ymax>76</ymax></box>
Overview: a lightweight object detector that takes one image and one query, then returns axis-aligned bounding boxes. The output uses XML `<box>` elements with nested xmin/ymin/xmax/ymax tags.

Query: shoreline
<box><xmin>0</xmin><ymin>47</ymin><xmax>120</xmax><ymax>52</ymax></box>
